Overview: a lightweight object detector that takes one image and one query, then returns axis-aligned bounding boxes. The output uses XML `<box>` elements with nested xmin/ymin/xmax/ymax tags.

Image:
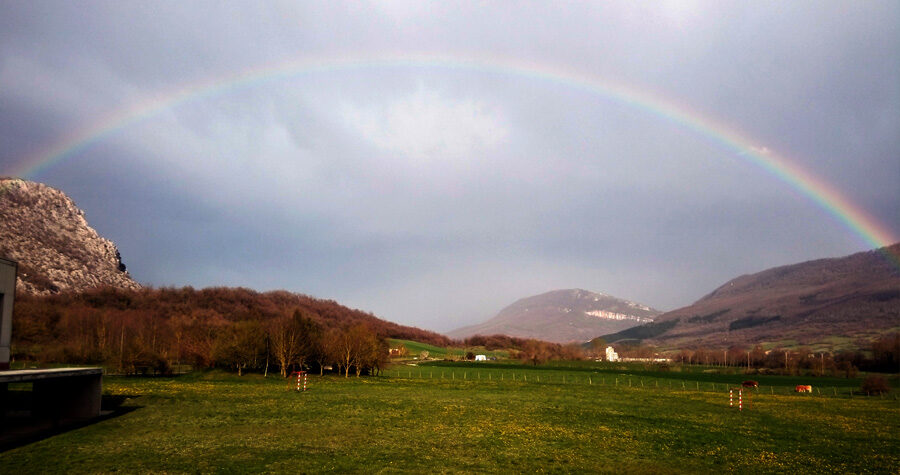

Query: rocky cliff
<box><xmin>0</xmin><ymin>178</ymin><xmax>140</xmax><ymax>294</ymax></box>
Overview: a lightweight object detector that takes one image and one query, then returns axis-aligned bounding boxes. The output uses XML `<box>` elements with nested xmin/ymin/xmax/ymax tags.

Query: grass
<box><xmin>411</xmin><ymin>360</ymin><xmax>895</xmax><ymax>391</ymax></box>
<box><xmin>387</xmin><ymin>338</ymin><xmax>450</xmax><ymax>357</ymax></box>
<box><xmin>760</xmin><ymin>339</ymin><xmax>801</xmax><ymax>350</ymax></box>
<box><xmin>1</xmin><ymin>365</ymin><xmax>897</xmax><ymax>473</ymax></box>
<box><xmin>387</xmin><ymin>339</ymin><xmax>510</xmax><ymax>359</ymax></box>
<box><xmin>755</xmin><ymin>327</ymin><xmax>900</xmax><ymax>353</ymax></box>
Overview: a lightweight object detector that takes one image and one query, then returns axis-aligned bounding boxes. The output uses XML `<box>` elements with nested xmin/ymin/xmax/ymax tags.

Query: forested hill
<box><xmin>600</xmin><ymin>243</ymin><xmax>900</xmax><ymax>350</ymax></box>
<box><xmin>12</xmin><ymin>286</ymin><xmax>451</xmax><ymax>367</ymax></box>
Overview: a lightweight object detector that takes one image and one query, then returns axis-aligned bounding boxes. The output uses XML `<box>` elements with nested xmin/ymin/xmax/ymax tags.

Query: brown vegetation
<box><xmin>621</xmin><ymin>244</ymin><xmax>900</xmax><ymax>348</ymax></box>
<box><xmin>460</xmin><ymin>334</ymin><xmax>585</xmax><ymax>364</ymax></box>
<box><xmin>663</xmin><ymin>334</ymin><xmax>899</xmax><ymax>376</ymax></box>
<box><xmin>860</xmin><ymin>375</ymin><xmax>891</xmax><ymax>395</ymax></box>
<box><xmin>11</xmin><ymin>286</ymin><xmax>450</xmax><ymax>376</ymax></box>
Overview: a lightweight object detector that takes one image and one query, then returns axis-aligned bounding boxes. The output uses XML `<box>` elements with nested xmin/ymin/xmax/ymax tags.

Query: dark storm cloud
<box><xmin>1</xmin><ymin>1</ymin><xmax>897</xmax><ymax>331</ymax></box>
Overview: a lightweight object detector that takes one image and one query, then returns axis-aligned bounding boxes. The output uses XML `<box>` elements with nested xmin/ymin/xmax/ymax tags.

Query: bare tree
<box><xmin>268</xmin><ymin>312</ymin><xmax>301</xmax><ymax>378</ymax></box>
<box><xmin>268</xmin><ymin>309</ymin><xmax>322</xmax><ymax>377</ymax></box>
<box><xmin>333</xmin><ymin>327</ymin><xmax>355</xmax><ymax>378</ymax></box>
<box><xmin>313</xmin><ymin>328</ymin><xmax>336</xmax><ymax>375</ymax></box>
<box><xmin>520</xmin><ymin>339</ymin><xmax>550</xmax><ymax>366</ymax></box>
<box><xmin>213</xmin><ymin>320</ymin><xmax>266</xmax><ymax>376</ymax></box>
<box><xmin>347</xmin><ymin>324</ymin><xmax>373</xmax><ymax>377</ymax></box>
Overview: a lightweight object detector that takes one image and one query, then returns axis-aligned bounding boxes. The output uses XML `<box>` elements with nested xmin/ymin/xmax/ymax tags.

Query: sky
<box><xmin>1</xmin><ymin>1</ymin><xmax>898</xmax><ymax>332</ymax></box>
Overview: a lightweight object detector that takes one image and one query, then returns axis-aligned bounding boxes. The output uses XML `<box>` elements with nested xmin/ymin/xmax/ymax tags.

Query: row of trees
<box><xmin>461</xmin><ymin>335</ymin><xmax>587</xmax><ymax>365</ymax></box>
<box><xmin>12</xmin><ymin>287</ymin><xmax>896</xmax><ymax>377</ymax></box>
<box><xmin>670</xmin><ymin>345</ymin><xmax>862</xmax><ymax>377</ymax></box>
<box><xmin>10</xmin><ymin>286</ymin><xmax>442</xmax><ymax>376</ymax></box>
<box><xmin>462</xmin><ymin>333</ymin><xmax>899</xmax><ymax>375</ymax></box>
<box><xmin>635</xmin><ymin>334</ymin><xmax>899</xmax><ymax>376</ymax></box>
<box><xmin>516</xmin><ymin>339</ymin><xmax>585</xmax><ymax>365</ymax></box>
<box><xmin>217</xmin><ymin>311</ymin><xmax>389</xmax><ymax>377</ymax></box>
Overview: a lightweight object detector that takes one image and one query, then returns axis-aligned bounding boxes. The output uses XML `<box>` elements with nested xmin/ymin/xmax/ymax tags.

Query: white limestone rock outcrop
<box><xmin>0</xmin><ymin>178</ymin><xmax>140</xmax><ymax>294</ymax></box>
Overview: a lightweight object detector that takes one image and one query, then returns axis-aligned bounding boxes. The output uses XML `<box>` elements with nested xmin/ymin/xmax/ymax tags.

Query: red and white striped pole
<box><xmin>293</xmin><ymin>371</ymin><xmax>308</xmax><ymax>392</ymax></box>
<box><xmin>739</xmin><ymin>389</ymin><xmax>742</xmax><ymax>411</ymax></box>
<box><xmin>729</xmin><ymin>388</ymin><xmax>733</xmax><ymax>407</ymax></box>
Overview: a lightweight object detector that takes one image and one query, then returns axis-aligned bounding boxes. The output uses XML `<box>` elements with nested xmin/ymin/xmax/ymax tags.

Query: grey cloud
<box><xmin>1</xmin><ymin>1</ymin><xmax>897</xmax><ymax>330</ymax></box>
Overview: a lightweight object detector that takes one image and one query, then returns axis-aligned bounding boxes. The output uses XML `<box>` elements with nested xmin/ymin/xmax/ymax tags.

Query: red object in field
<box><xmin>729</xmin><ymin>387</ymin><xmax>751</xmax><ymax>411</ymax></box>
<box><xmin>291</xmin><ymin>371</ymin><xmax>308</xmax><ymax>392</ymax></box>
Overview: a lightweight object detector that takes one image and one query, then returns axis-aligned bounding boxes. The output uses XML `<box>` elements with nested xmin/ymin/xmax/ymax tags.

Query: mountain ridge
<box><xmin>599</xmin><ymin>244</ymin><xmax>900</xmax><ymax>350</ymax></box>
<box><xmin>448</xmin><ymin>288</ymin><xmax>660</xmax><ymax>343</ymax></box>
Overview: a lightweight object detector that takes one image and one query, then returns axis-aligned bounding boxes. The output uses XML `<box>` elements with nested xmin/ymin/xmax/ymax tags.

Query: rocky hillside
<box><xmin>0</xmin><ymin>178</ymin><xmax>140</xmax><ymax>294</ymax></box>
<box><xmin>601</xmin><ymin>244</ymin><xmax>900</xmax><ymax>349</ymax></box>
<box><xmin>448</xmin><ymin>289</ymin><xmax>660</xmax><ymax>343</ymax></box>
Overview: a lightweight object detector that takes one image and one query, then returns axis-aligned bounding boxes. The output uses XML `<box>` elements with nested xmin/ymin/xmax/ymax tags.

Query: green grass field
<box><xmin>387</xmin><ymin>339</ymin><xmax>510</xmax><ymax>359</ymax></box>
<box><xmin>387</xmin><ymin>338</ymin><xmax>451</xmax><ymax>357</ymax></box>
<box><xmin>403</xmin><ymin>360</ymin><xmax>889</xmax><ymax>393</ymax></box>
<box><xmin>1</xmin><ymin>364</ymin><xmax>897</xmax><ymax>473</ymax></box>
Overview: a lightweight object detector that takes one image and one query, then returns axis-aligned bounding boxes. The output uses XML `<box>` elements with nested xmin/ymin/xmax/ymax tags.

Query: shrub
<box><xmin>860</xmin><ymin>375</ymin><xmax>891</xmax><ymax>395</ymax></box>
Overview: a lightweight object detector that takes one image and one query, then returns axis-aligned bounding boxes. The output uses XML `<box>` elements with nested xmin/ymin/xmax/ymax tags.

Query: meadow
<box><xmin>387</xmin><ymin>338</ymin><xmax>511</xmax><ymax>359</ymax></box>
<box><xmin>1</xmin><ymin>363</ymin><xmax>897</xmax><ymax>473</ymax></box>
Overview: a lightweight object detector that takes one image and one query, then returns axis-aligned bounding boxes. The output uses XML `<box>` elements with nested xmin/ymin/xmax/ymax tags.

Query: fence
<box><xmin>384</xmin><ymin>366</ymin><xmax>889</xmax><ymax>399</ymax></box>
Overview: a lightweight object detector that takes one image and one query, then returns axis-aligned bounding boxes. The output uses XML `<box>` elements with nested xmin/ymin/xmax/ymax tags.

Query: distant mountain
<box><xmin>0</xmin><ymin>178</ymin><xmax>140</xmax><ymax>294</ymax></box>
<box><xmin>448</xmin><ymin>289</ymin><xmax>661</xmax><ymax>343</ymax></box>
<box><xmin>600</xmin><ymin>244</ymin><xmax>900</xmax><ymax>350</ymax></box>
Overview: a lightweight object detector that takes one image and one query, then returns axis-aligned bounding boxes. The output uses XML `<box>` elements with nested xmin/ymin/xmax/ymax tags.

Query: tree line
<box><xmin>624</xmin><ymin>335</ymin><xmax>899</xmax><ymax>376</ymax></box>
<box><xmin>460</xmin><ymin>334</ymin><xmax>587</xmax><ymax>365</ymax></box>
<box><xmin>11</xmin><ymin>286</ymin><xmax>450</xmax><ymax>376</ymax></box>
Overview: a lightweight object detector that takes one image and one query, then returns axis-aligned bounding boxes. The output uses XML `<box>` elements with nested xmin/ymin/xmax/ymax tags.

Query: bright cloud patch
<box><xmin>342</xmin><ymin>88</ymin><xmax>509</xmax><ymax>162</ymax></box>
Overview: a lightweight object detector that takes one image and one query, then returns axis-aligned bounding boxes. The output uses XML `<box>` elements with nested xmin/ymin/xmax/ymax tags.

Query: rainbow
<box><xmin>6</xmin><ymin>53</ymin><xmax>898</xmax><ymax>257</ymax></box>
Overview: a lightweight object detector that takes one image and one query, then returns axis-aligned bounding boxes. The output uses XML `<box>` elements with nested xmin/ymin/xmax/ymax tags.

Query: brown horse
<box><xmin>741</xmin><ymin>380</ymin><xmax>759</xmax><ymax>388</ymax></box>
<box><xmin>795</xmin><ymin>385</ymin><xmax>812</xmax><ymax>393</ymax></box>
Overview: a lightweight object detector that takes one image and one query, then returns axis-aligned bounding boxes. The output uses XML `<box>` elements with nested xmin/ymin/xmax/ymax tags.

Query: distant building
<box><xmin>606</xmin><ymin>346</ymin><xmax>619</xmax><ymax>362</ymax></box>
<box><xmin>474</xmin><ymin>354</ymin><xmax>487</xmax><ymax>361</ymax></box>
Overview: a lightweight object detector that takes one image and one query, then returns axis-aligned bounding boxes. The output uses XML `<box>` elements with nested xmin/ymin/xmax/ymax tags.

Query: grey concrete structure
<box><xmin>0</xmin><ymin>257</ymin><xmax>15</xmax><ymax>370</ymax></box>
<box><xmin>0</xmin><ymin>257</ymin><xmax>103</xmax><ymax>423</ymax></box>
<box><xmin>1</xmin><ymin>368</ymin><xmax>103</xmax><ymax>420</ymax></box>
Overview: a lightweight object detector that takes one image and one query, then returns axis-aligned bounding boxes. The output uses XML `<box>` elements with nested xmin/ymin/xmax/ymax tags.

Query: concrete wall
<box><xmin>0</xmin><ymin>257</ymin><xmax>15</xmax><ymax>370</ymax></box>
<box><xmin>1</xmin><ymin>368</ymin><xmax>103</xmax><ymax>421</ymax></box>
